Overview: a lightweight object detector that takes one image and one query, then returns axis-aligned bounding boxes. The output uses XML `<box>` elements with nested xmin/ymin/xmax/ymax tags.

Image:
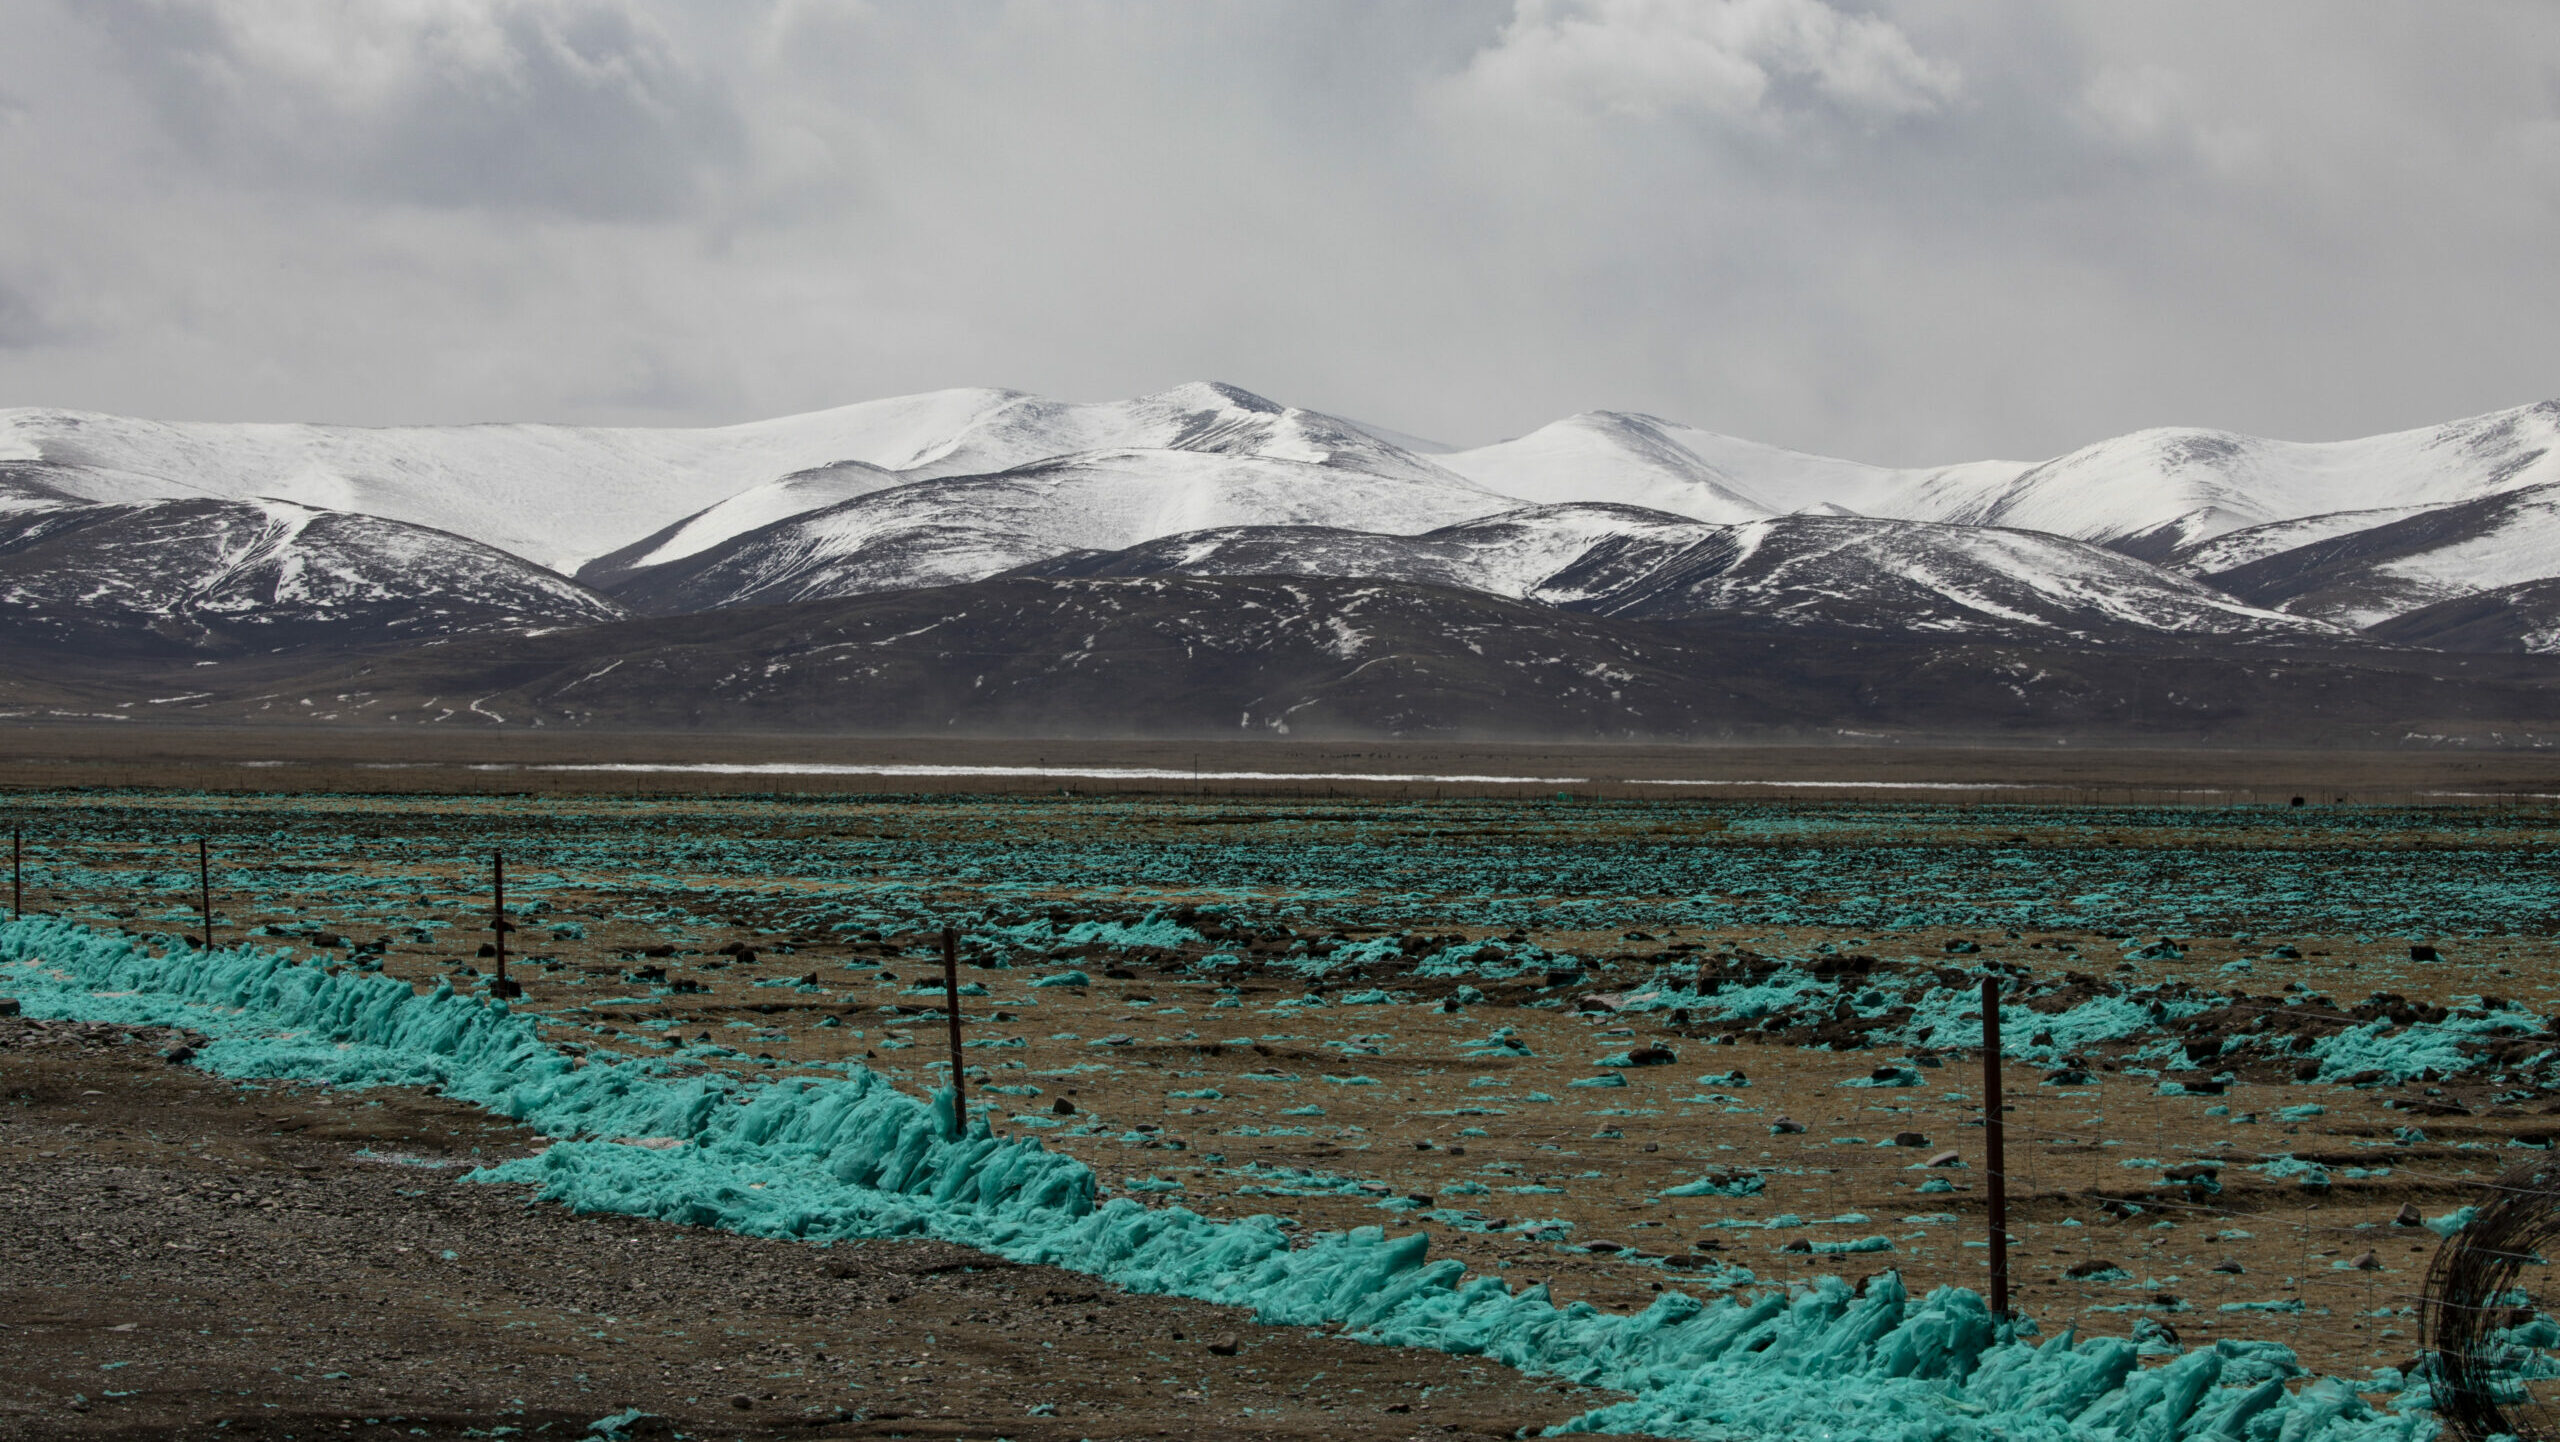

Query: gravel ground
<box><xmin>0</xmin><ymin>1015</ymin><xmax>1616</xmax><ymax>1441</ymax></box>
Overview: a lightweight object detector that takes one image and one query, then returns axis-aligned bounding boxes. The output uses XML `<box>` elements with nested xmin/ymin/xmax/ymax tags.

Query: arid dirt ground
<box><xmin>0</xmin><ymin>1015</ymin><xmax>1603</xmax><ymax>1440</ymax></box>
<box><xmin>5</xmin><ymin>738</ymin><xmax>2559</xmax><ymax>1437</ymax></box>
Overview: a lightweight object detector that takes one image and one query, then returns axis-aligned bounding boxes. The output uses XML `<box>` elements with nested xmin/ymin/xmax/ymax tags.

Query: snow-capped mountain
<box><xmin>6</xmin><ymin>381</ymin><xmax>2560</xmax><ymax>690</ymax></box>
<box><xmin>0</xmin><ymin>496</ymin><xmax>624</xmax><ymax>655</ymax></box>
<box><xmin>1021</xmin><ymin>506</ymin><xmax>2333</xmax><ymax>641</ymax></box>
<box><xmin>599</xmin><ymin>448</ymin><xmax>1517</xmax><ymax>615</ymax></box>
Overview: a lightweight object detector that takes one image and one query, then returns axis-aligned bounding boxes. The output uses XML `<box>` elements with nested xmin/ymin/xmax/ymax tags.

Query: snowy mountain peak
<box><xmin>1140</xmin><ymin>379</ymin><xmax>1286</xmax><ymax>415</ymax></box>
<box><xmin>1435</xmin><ymin>411</ymin><xmax>1779</xmax><ymax>524</ymax></box>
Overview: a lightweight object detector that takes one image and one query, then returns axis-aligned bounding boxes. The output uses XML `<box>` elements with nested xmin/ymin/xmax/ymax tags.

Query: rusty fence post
<box><xmin>942</xmin><ymin>924</ymin><xmax>966</xmax><ymax>1122</ymax></box>
<box><xmin>197</xmin><ymin>837</ymin><xmax>214</xmax><ymax>950</ymax></box>
<box><xmin>489</xmin><ymin>849</ymin><xmax>521</xmax><ymax>999</ymax></box>
<box><xmin>1982</xmin><ymin>973</ymin><xmax>2010</xmax><ymax>1320</ymax></box>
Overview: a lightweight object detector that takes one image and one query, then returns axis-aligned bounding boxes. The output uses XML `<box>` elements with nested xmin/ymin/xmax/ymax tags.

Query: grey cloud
<box><xmin>0</xmin><ymin>278</ymin><xmax>57</xmax><ymax>350</ymax></box>
<box><xmin>88</xmin><ymin>0</ymin><xmax>744</xmax><ymax>219</ymax></box>
<box><xmin>1446</xmin><ymin>0</ymin><xmax>1960</xmax><ymax>125</ymax></box>
<box><xmin>0</xmin><ymin>1</ymin><xmax>2552</xmax><ymax>465</ymax></box>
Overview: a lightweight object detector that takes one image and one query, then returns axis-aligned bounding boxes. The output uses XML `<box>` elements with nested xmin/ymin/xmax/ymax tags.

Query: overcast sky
<box><xmin>0</xmin><ymin>1</ymin><xmax>2554</xmax><ymax>462</ymax></box>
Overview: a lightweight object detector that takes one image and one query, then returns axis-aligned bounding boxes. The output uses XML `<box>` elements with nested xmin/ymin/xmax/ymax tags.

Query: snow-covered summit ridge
<box><xmin>0</xmin><ymin>381</ymin><xmax>1471</xmax><ymax>573</ymax></box>
<box><xmin>1438</xmin><ymin>400</ymin><xmax>2560</xmax><ymax>554</ymax></box>
<box><xmin>6</xmin><ymin>385</ymin><xmax>2556</xmax><ymax>626</ymax></box>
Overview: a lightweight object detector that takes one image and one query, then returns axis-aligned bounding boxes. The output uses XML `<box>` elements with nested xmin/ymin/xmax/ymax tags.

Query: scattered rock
<box><xmin>727</xmin><ymin>1393</ymin><xmax>754</xmax><ymax>1410</ymax></box>
<box><xmin>2351</xmin><ymin>1250</ymin><xmax>2382</xmax><ymax>1270</ymax></box>
<box><xmin>1925</xmin><ymin>1149</ymin><xmax>1961</xmax><ymax>1167</ymax></box>
<box><xmin>2064</xmin><ymin>1258</ymin><xmax>2123</xmax><ymax>1279</ymax></box>
<box><xmin>1207</xmin><ymin>1335</ymin><xmax>1240</xmax><ymax>1356</ymax></box>
<box><xmin>1893</xmin><ymin>1131</ymin><xmax>1929</xmax><ymax>1148</ymax></box>
<box><xmin>1771</xmin><ymin>1116</ymin><xmax>1807</xmax><ymax>1135</ymax></box>
<box><xmin>2394</xmin><ymin>1204</ymin><xmax>2423</xmax><ymax>1227</ymax></box>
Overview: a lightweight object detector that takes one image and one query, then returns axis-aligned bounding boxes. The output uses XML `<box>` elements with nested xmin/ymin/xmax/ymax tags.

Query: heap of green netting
<box><xmin>0</xmin><ymin>917</ymin><xmax>2438</xmax><ymax>1442</ymax></box>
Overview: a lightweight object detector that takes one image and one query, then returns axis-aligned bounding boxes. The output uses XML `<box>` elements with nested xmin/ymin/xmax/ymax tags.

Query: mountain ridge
<box><xmin>10</xmin><ymin>383</ymin><xmax>2560</xmax><ymax>740</ymax></box>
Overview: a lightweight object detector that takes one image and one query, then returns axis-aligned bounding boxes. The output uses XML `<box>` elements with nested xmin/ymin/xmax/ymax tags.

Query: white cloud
<box><xmin>1452</xmin><ymin>0</ymin><xmax>1960</xmax><ymax>124</ymax></box>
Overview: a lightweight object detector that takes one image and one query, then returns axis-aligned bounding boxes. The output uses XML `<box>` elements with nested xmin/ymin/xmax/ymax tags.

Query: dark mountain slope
<box><xmin>2366</xmin><ymin>579</ymin><xmax>2560</xmax><ymax>655</ymax></box>
<box><xmin>171</xmin><ymin>574</ymin><xmax>2560</xmax><ymax>742</ymax></box>
<box><xmin>0</xmin><ymin>497</ymin><xmax>626</xmax><ymax>657</ymax></box>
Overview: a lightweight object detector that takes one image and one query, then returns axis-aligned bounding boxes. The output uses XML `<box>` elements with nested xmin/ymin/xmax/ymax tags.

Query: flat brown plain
<box><xmin>1</xmin><ymin>739</ymin><xmax>2552</xmax><ymax>1437</ymax></box>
